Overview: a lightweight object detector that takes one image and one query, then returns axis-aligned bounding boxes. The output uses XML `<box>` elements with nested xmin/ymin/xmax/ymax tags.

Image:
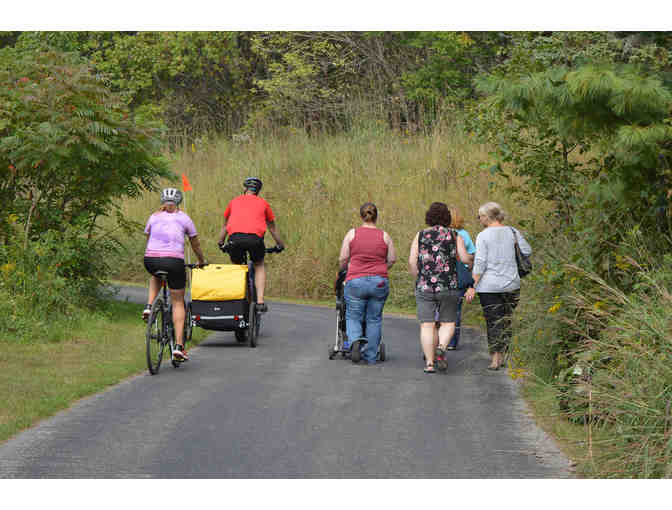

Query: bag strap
<box><xmin>509</xmin><ymin>226</ymin><xmax>520</xmax><ymax>247</ymax></box>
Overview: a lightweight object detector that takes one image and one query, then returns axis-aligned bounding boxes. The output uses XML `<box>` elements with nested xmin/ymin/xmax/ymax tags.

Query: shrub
<box><xmin>0</xmin><ymin>227</ymin><xmax>92</xmax><ymax>343</ymax></box>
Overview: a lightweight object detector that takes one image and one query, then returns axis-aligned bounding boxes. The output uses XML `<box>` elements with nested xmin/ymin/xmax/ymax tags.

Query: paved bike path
<box><xmin>0</xmin><ymin>287</ymin><xmax>570</xmax><ymax>478</ymax></box>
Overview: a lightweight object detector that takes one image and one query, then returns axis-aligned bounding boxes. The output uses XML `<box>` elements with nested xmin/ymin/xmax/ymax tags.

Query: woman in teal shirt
<box><xmin>447</xmin><ymin>208</ymin><xmax>476</xmax><ymax>350</ymax></box>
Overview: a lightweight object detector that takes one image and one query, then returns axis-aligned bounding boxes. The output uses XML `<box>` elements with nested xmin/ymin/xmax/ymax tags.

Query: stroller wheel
<box><xmin>378</xmin><ymin>342</ymin><xmax>386</xmax><ymax>362</ymax></box>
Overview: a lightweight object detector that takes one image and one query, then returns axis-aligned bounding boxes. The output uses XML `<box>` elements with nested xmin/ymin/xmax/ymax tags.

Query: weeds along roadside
<box><xmin>111</xmin><ymin>119</ymin><xmax>545</xmax><ymax>310</ymax></box>
<box><xmin>510</xmin><ymin>220</ymin><xmax>672</xmax><ymax>478</ymax></box>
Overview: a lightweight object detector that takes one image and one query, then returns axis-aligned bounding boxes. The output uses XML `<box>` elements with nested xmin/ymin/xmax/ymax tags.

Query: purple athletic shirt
<box><xmin>144</xmin><ymin>210</ymin><xmax>197</xmax><ymax>259</ymax></box>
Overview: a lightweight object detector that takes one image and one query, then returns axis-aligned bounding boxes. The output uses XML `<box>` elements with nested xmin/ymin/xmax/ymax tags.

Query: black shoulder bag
<box><xmin>510</xmin><ymin>227</ymin><xmax>532</xmax><ymax>278</ymax></box>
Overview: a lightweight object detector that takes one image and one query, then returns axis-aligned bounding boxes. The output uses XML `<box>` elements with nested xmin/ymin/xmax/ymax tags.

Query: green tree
<box><xmin>11</xmin><ymin>31</ymin><xmax>261</xmax><ymax>139</ymax></box>
<box><xmin>250</xmin><ymin>32</ymin><xmax>361</xmax><ymax>132</ymax></box>
<box><xmin>475</xmin><ymin>64</ymin><xmax>672</xmax><ymax>222</ymax></box>
<box><xmin>0</xmin><ymin>49</ymin><xmax>170</xmax><ymax>279</ymax></box>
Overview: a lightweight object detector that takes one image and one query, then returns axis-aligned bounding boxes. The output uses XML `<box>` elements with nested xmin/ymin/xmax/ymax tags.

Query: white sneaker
<box><xmin>172</xmin><ymin>347</ymin><xmax>189</xmax><ymax>361</ymax></box>
<box><xmin>142</xmin><ymin>306</ymin><xmax>151</xmax><ymax>322</ymax></box>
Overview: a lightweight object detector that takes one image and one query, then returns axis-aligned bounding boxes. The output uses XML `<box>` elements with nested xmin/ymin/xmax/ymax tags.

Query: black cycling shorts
<box><xmin>228</xmin><ymin>233</ymin><xmax>265</xmax><ymax>264</ymax></box>
<box><xmin>144</xmin><ymin>257</ymin><xmax>186</xmax><ymax>290</ymax></box>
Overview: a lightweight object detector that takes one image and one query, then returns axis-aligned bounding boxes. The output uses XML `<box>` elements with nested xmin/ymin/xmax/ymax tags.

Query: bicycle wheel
<box><xmin>146</xmin><ymin>297</ymin><xmax>166</xmax><ymax>375</ymax></box>
<box><xmin>247</xmin><ymin>277</ymin><xmax>257</xmax><ymax>348</ymax></box>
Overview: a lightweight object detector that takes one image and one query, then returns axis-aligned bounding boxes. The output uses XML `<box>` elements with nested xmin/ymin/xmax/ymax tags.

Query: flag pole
<box><xmin>181</xmin><ymin>174</ymin><xmax>193</xmax><ymax>298</ymax></box>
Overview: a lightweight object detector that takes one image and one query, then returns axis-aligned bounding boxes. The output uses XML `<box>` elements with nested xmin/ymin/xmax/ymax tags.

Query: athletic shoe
<box><xmin>172</xmin><ymin>346</ymin><xmax>189</xmax><ymax>361</ymax></box>
<box><xmin>435</xmin><ymin>346</ymin><xmax>448</xmax><ymax>372</ymax></box>
<box><xmin>256</xmin><ymin>303</ymin><xmax>268</xmax><ymax>313</ymax></box>
<box><xmin>142</xmin><ymin>305</ymin><xmax>151</xmax><ymax>322</ymax></box>
<box><xmin>350</xmin><ymin>338</ymin><xmax>367</xmax><ymax>364</ymax></box>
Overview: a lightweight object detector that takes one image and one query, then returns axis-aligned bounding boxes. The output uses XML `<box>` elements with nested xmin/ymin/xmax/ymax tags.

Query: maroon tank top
<box><xmin>345</xmin><ymin>227</ymin><xmax>389</xmax><ymax>282</ymax></box>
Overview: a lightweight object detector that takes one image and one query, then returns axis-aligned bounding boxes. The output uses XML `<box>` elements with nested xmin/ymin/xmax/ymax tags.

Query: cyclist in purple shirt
<box><xmin>143</xmin><ymin>188</ymin><xmax>206</xmax><ymax>361</ymax></box>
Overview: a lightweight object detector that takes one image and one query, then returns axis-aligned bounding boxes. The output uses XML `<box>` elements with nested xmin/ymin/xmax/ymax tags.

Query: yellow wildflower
<box><xmin>548</xmin><ymin>302</ymin><xmax>561</xmax><ymax>314</ymax></box>
<box><xmin>458</xmin><ymin>33</ymin><xmax>474</xmax><ymax>47</ymax></box>
<box><xmin>1</xmin><ymin>262</ymin><xmax>16</xmax><ymax>276</ymax></box>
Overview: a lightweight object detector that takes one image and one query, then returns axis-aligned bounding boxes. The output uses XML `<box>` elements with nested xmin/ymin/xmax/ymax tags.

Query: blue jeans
<box><xmin>447</xmin><ymin>288</ymin><xmax>466</xmax><ymax>349</ymax></box>
<box><xmin>344</xmin><ymin>276</ymin><xmax>389</xmax><ymax>364</ymax></box>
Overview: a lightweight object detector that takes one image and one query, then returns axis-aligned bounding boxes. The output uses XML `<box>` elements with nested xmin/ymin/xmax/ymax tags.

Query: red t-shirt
<box><xmin>224</xmin><ymin>194</ymin><xmax>275</xmax><ymax>238</ymax></box>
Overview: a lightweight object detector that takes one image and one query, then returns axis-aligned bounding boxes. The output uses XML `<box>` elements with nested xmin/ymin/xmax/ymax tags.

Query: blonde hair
<box><xmin>478</xmin><ymin>202</ymin><xmax>505</xmax><ymax>223</ymax></box>
<box><xmin>449</xmin><ymin>208</ymin><xmax>465</xmax><ymax>229</ymax></box>
<box><xmin>158</xmin><ymin>203</ymin><xmax>179</xmax><ymax>213</ymax></box>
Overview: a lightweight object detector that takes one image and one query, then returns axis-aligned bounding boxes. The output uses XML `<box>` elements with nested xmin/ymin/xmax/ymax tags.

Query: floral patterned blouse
<box><xmin>416</xmin><ymin>226</ymin><xmax>459</xmax><ymax>293</ymax></box>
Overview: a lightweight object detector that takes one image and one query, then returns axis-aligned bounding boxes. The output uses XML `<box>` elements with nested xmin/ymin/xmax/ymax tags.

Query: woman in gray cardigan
<box><xmin>464</xmin><ymin>202</ymin><xmax>532</xmax><ymax>370</ymax></box>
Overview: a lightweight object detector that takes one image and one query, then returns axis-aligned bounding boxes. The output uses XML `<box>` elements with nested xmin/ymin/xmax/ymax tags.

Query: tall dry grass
<box><xmin>113</xmin><ymin>119</ymin><xmax>543</xmax><ymax>308</ymax></box>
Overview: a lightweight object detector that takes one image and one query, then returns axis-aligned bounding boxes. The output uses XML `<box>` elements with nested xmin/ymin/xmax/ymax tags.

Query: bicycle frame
<box><xmin>146</xmin><ymin>263</ymin><xmax>201</xmax><ymax>375</ymax></box>
<box><xmin>217</xmin><ymin>242</ymin><xmax>282</xmax><ymax>346</ymax></box>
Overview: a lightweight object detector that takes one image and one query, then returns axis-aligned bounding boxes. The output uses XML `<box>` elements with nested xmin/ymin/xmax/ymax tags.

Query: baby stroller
<box><xmin>328</xmin><ymin>268</ymin><xmax>386</xmax><ymax>362</ymax></box>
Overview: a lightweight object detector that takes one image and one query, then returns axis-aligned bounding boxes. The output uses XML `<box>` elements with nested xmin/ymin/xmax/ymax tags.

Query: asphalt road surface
<box><xmin>0</xmin><ymin>287</ymin><xmax>570</xmax><ymax>478</ymax></box>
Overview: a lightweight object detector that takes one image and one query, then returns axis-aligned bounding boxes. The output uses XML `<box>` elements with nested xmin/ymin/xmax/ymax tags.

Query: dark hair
<box><xmin>425</xmin><ymin>202</ymin><xmax>451</xmax><ymax>227</ymax></box>
<box><xmin>360</xmin><ymin>202</ymin><xmax>378</xmax><ymax>223</ymax></box>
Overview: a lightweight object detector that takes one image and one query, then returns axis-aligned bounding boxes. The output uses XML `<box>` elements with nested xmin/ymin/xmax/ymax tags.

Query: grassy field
<box><xmin>111</xmin><ymin>122</ymin><xmax>546</xmax><ymax>311</ymax></box>
<box><xmin>0</xmin><ymin>301</ymin><xmax>207</xmax><ymax>443</ymax></box>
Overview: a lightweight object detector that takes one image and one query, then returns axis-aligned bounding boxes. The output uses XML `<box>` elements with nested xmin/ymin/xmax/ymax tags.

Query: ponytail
<box><xmin>360</xmin><ymin>202</ymin><xmax>378</xmax><ymax>223</ymax></box>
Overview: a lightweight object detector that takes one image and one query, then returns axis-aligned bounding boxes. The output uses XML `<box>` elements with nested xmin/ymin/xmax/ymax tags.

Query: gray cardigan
<box><xmin>473</xmin><ymin>226</ymin><xmax>532</xmax><ymax>293</ymax></box>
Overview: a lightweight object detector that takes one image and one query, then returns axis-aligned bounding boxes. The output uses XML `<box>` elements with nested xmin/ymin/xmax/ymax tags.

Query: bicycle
<box><xmin>146</xmin><ymin>263</ymin><xmax>202</xmax><ymax>375</ymax></box>
<box><xmin>218</xmin><ymin>242</ymin><xmax>283</xmax><ymax>348</ymax></box>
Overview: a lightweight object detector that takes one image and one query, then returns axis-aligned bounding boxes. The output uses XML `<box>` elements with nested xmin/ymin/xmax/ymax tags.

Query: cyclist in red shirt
<box><xmin>217</xmin><ymin>177</ymin><xmax>285</xmax><ymax>312</ymax></box>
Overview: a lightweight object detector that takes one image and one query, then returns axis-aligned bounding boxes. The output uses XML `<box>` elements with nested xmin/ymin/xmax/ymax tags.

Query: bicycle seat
<box><xmin>154</xmin><ymin>270</ymin><xmax>169</xmax><ymax>279</ymax></box>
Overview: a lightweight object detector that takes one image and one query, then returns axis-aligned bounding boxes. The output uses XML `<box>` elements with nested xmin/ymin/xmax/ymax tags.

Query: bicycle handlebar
<box><xmin>185</xmin><ymin>262</ymin><xmax>208</xmax><ymax>269</ymax></box>
<box><xmin>218</xmin><ymin>241</ymin><xmax>284</xmax><ymax>255</ymax></box>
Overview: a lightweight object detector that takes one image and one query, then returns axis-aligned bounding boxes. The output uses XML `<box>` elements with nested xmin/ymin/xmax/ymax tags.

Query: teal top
<box><xmin>456</xmin><ymin>228</ymin><xmax>476</xmax><ymax>255</ymax></box>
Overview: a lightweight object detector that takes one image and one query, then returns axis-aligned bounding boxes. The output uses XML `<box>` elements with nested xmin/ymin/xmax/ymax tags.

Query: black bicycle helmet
<box><xmin>160</xmin><ymin>187</ymin><xmax>183</xmax><ymax>205</ymax></box>
<box><xmin>243</xmin><ymin>177</ymin><xmax>263</xmax><ymax>194</ymax></box>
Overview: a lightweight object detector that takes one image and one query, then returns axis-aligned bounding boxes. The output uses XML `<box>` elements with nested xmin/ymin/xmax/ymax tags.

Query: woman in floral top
<box><xmin>409</xmin><ymin>202</ymin><xmax>471</xmax><ymax>373</ymax></box>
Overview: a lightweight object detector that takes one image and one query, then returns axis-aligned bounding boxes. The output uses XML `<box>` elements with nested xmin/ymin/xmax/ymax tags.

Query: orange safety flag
<box><xmin>181</xmin><ymin>173</ymin><xmax>193</xmax><ymax>192</ymax></box>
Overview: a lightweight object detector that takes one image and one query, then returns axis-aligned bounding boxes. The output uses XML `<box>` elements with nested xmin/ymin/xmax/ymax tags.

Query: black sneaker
<box><xmin>256</xmin><ymin>303</ymin><xmax>268</xmax><ymax>313</ymax></box>
<box><xmin>350</xmin><ymin>338</ymin><xmax>367</xmax><ymax>363</ymax></box>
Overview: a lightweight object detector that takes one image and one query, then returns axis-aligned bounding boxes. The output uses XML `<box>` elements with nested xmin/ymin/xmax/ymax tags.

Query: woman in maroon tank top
<box><xmin>338</xmin><ymin>203</ymin><xmax>397</xmax><ymax>365</ymax></box>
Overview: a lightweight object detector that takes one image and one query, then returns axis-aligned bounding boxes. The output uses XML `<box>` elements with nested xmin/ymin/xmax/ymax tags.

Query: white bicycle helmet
<box><xmin>160</xmin><ymin>187</ymin><xmax>183</xmax><ymax>205</ymax></box>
